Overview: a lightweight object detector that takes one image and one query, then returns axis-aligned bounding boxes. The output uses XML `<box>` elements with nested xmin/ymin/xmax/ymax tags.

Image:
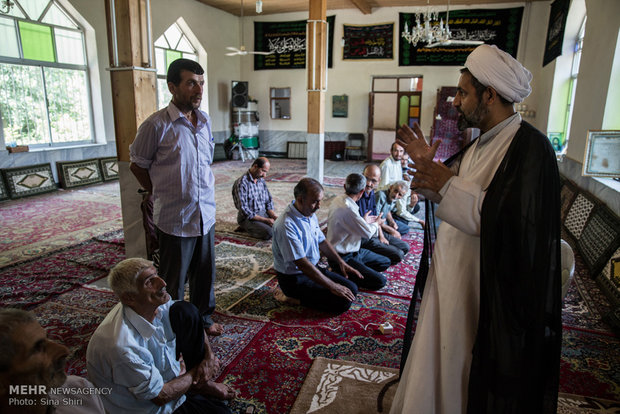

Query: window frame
<box><xmin>0</xmin><ymin>0</ymin><xmax>94</xmax><ymax>149</ymax></box>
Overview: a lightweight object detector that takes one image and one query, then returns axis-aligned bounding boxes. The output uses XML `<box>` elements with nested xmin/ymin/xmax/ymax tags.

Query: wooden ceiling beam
<box><xmin>349</xmin><ymin>0</ymin><xmax>372</xmax><ymax>14</ymax></box>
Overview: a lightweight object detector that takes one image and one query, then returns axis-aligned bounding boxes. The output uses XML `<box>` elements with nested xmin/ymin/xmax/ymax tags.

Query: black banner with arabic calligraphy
<box><xmin>343</xmin><ymin>23</ymin><xmax>394</xmax><ymax>60</ymax></box>
<box><xmin>254</xmin><ymin>16</ymin><xmax>335</xmax><ymax>70</ymax></box>
<box><xmin>543</xmin><ymin>0</ymin><xmax>569</xmax><ymax>67</ymax></box>
<box><xmin>399</xmin><ymin>7</ymin><xmax>523</xmax><ymax>66</ymax></box>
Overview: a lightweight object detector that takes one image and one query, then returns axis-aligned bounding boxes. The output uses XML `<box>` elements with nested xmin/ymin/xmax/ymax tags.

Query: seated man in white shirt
<box><xmin>87</xmin><ymin>258</ymin><xmax>235</xmax><ymax>414</ymax></box>
<box><xmin>378</xmin><ymin>142</ymin><xmax>405</xmax><ymax>190</ymax></box>
<box><xmin>0</xmin><ymin>308</ymin><xmax>105</xmax><ymax>414</ymax></box>
<box><xmin>327</xmin><ymin>173</ymin><xmax>390</xmax><ymax>291</ymax></box>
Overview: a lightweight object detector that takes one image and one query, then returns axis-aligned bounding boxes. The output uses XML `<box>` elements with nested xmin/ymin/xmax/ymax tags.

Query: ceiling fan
<box><xmin>226</xmin><ymin>0</ymin><xmax>273</xmax><ymax>56</ymax></box>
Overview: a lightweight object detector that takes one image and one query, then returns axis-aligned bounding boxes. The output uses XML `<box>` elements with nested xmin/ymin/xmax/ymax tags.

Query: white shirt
<box><xmin>87</xmin><ymin>300</ymin><xmax>184</xmax><ymax>414</ymax></box>
<box><xmin>379</xmin><ymin>155</ymin><xmax>403</xmax><ymax>190</ymax></box>
<box><xmin>327</xmin><ymin>194</ymin><xmax>378</xmax><ymax>254</ymax></box>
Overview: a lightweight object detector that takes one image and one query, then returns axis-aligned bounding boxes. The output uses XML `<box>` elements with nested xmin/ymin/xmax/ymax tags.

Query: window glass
<box><xmin>157</xmin><ymin>78</ymin><xmax>171</xmax><ymax>109</ymax></box>
<box><xmin>164</xmin><ymin>24</ymin><xmax>182</xmax><ymax>49</ymax></box>
<box><xmin>19</xmin><ymin>0</ymin><xmax>49</xmax><ymax>21</ymax></box>
<box><xmin>19</xmin><ymin>21</ymin><xmax>55</xmax><ymax>62</ymax></box>
<box><xmin>0</xmin><ymin>63</ymin><xmax>50</xmax><ymax>145</ymax></box>
<box><xmin>42</xmin><ymin>3</ymin><xmax>78</xmax><ymax>29</ymax></box>
<box><xmin>177</xmin><ymin>37</ymin><xmax>194</xmax><ymax>53</ymax></box>
<box><xmin>165</xmin><ymin>49</ymin><xmax>182</xmax><ymax>70</ymax></box>
<box><xmin>43</xmin><ymin>66</ymin><xmax>90</xmax><ymax>143</ymax></box>
<box><xmin>55</xmin><ymin>28</ymin><xmax>84</xmax><ymax>65</ymax></box>
<box><xmin>154</xmin><ymin>36</ymin><xmax>168</xmax><ymax>48</ymax></box>
<box><xmin>155</xmin><ymin>47</ymin><xmax>166</xmax><ymax>75</ymax></box>
<box><xmin>0</xmin><ymin>16</ymin><xmax>19</xmax><ymax>58</ymax></box>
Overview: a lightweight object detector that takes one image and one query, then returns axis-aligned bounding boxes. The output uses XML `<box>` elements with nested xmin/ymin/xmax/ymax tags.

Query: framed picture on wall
<box><xmin>582</xmin><ymin>130</ymin><xmax>620</xmax><ymax>178</ymax></box>
<box><xmin>332</xmin><ymin>95</ymin><xmax>348</xmax><ymax>118</ymax></box>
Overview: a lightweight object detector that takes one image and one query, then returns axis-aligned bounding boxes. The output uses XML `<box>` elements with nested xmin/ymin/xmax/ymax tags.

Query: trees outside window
<box><xmin>0</xmin><ymin>0</ymin><xmax>92</xmax><ymax>148</ymax></box>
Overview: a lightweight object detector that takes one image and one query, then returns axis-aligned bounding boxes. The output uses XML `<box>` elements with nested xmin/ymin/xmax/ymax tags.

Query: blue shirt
<box><xmin>272</xmin><ymin>201</ymin><xmax>325</xmax><ymax>275</ymax></box>
<box><xmin>130</xmin><ymin>102</ymin><xmax>215</xmax><ymax>237</ymax></box>
<box><xmin>357</xmin><ymin>190</ymin><xmax>377</xmax><ymax>216</ymax></box>
<box><xmin>86</xmin><ymin>299</ymin><xmax>184</xmax><ymax>414</ymax></box>
<box><xmin>375</xmin><ymin>189</ymin><xmax>395</xmax><ymax>219</ymax></box>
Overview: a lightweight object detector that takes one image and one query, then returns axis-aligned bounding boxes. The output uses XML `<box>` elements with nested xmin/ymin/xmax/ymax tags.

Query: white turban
<box><xmin>464</xmin><ymin>44</ymin><xmax>532</xmax><ymax>103</ymax></box>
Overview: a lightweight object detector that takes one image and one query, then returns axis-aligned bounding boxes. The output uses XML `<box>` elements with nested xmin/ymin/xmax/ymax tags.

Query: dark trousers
<box><xmin>277</xmin><ymin>268</ymin><xmax>358</xmax><ymax>314</ymax></box>
<box><xmin>157</xmin><ymin>225</ymin><xmax>216</xmax><ymax>328</ymax></box>
<box><xmin>393</xmin><ymin>216</ymin><xmax>410</xmax><ymax>236</ymax></box>
<box><xmin>169</xmin><ymin>302</ymin><xmax>231</xmax><ymax>414</ymax></box>
<box><xmin>333</xmin><ymin>248</ymin><xmax>389</xmax><ymax>291</ymax></box>
<box><xmin>238</xmin><ymin>217</ymin><xmax>273</xmax><ymax>240</ymax></box>
<box><xmin>361</xmin><ymin>234</ymin><xmax>409</xmax><ymax>265</ymax></box>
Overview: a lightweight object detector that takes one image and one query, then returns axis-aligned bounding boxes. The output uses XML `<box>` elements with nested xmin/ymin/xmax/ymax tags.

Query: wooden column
<box><xmin>105</xmin><ymin>0</ymin><xmax>156</xmax><ymax>258</ymax></box>
<box><xmin>306</xmin><ymin>0</ymin><xmax>327</xmax><ymax>183</ymax></box>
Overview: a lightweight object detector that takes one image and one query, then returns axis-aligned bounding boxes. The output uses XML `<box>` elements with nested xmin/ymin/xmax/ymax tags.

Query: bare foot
<box><xmin>205</xmin><ymin>322</ymin><xmax>223</xmax><ymax>336</ymax></box>
<box><xmin>274</xmin><ymin>287</ymin><xmax>301</xmax><ymax>306</ymax></box>
<box><xmin>198</xmin><ymin>381</ymin><xmax>237</xmax><ymax>400</ymax></box>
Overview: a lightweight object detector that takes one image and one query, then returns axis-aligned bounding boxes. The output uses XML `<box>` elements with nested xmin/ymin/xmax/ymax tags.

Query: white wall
<box><xmin>238</xmin><ymin>2</ymin><xmax>551</xmax><ymax>139</ymax></box>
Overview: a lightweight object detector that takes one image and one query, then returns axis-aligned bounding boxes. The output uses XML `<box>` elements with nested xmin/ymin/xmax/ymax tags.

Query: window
<box><xmin>560</xmin><ymin>17</ymin><xmax>586</xmax><ymax>154</ymax></box>
<box><xmin>0</xmin><ymin>0</ymin><xmax>92</xmax><ymax>148</ymax></box>
<box><xmin>154</xmin><ymin>23</ymin><xmax>197</xmax><ymax>109</ymax></box>
<box><xmin>270</xmin><ymin>87</ymin><xmax>291</xmax><ymax>119</ymax></box>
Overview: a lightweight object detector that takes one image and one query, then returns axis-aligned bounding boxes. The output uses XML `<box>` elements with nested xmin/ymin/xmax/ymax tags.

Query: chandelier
<box><xmin>401</xmin><ymin>0</ymin><xmax>451</xmax><ymax>46</ymax></box>
<box><xmin>0</xmin><ymin>0</ymin><xmax>15</xmax><ymax>14</ymax></box>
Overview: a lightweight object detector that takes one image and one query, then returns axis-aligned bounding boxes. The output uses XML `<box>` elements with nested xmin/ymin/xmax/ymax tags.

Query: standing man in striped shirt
<box><xmin>129</xmin><ymin>58</ymin><xmax>223</xmax><ymax>336</ymax></box>
<box><xmin>232</xmin><ymin>157</ymin><xmax>277</xmax><ymax>240</ymax></box>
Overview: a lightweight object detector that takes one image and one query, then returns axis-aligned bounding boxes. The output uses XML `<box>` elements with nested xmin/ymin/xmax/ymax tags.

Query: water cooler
<box><xmin>232</xmin><ymin>102</ymin><xmax>259</xmax><ymax>161</ymax></box>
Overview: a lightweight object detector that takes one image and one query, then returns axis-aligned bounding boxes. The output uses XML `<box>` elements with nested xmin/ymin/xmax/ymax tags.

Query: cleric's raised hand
<box><xmin>396</xmin><ymin>123</ymin><xmax>440</xmax><ymax>162</ymax></box>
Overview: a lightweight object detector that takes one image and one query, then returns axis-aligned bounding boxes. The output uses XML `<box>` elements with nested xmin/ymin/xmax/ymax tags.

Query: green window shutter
<box><xmin>165</xmin><ymin>50</ymin><xmax>182</xmax><ymax>71</ymax></box>
<box><xmin>19</xmin><ymin>21</ymin><xmax>55</xmax><ymax>62</ymax></box>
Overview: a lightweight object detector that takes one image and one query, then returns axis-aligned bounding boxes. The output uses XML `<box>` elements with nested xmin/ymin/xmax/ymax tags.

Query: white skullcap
<box><xmin>464</xmin><ymin>44</ymin><xmax>532</xmax><ymax>103</ymax></box>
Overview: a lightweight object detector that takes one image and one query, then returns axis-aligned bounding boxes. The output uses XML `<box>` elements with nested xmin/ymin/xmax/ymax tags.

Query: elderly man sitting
<box><xmin>376</xmin><ymin>181</ymin><xmax>410</xmax><ymax>237</ymax></box>
<box><xmin>326</xmin><ymin>173</ymin><xmax>390</xmax><ymax>291</ymax></box>
<box><xmin>0</xmin><ymin>308</ymin><xmax>105</xmax><ymax>414</ymax></box>
<box><xmin>87</xmin><ymin>258</ymin><xmax>234</xmax><ymax>414</ymax></box>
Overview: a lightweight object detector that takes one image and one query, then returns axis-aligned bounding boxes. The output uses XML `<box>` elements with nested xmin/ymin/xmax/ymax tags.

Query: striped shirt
<box><xmin>232</xmin><ymin>171</ymin><xmax>274</xmax><ymax>223</ymax></box>
<box><xmin>130</xmin><ymin>102</ymin><xmax>215</xmax><ymax>237</ymax></box>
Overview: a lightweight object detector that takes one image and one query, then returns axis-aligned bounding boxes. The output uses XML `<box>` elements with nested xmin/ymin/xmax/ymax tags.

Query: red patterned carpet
<box><xmin>1</xmin><ymin>168</ymin><xmax>618</xmax><ymax>413</ymax></box>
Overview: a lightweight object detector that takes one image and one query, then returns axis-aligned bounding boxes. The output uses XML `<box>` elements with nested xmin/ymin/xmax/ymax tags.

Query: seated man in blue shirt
<box><xmin>357</xmin><ymin>164</ymin><xmax>409</xmax><ymax>265</ymax></box>
<box><xmin>232</xmin><ymin>157</ymin><xmax>277</xmax><ymax>240</ymax></box>
<box><xmin>87</xmin><ymin>258</ymin><xmax>235</xmax><ymax>414</ymax></box>
<box><xmin>272</xmin><ymin>178</ymin><xmax>362</xmax><ymax>314</ymax></box>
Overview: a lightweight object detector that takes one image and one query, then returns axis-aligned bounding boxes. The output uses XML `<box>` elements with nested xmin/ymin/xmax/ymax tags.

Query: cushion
<box><xmin>599</xmin><ymin>246</ymin><xmax>620</xmax><ymax>305</ymax></box>
<box><xmin>563</xmin><ymin>193</ymin><xmax>595</xmax><ymax>243</ymax></box>
<box><xmin>560</xmin><ymin>179</ymin><xmax>578</xmax><ymax>222</ymax></box>
<box><xmin>1</xmin><ymin>163</ymin><xmax>57</xmax><ymax>198</ymax></box>
<box><xmin>99</xmin><ymin>157</ymin><xmax>119</xmax><ymax>181</ymax></box>
<box><xmin>56</xmin><ymin>159</ymin><xmax>103</xmax><ymax>189</ymax></box>
<box><xmin>578</xmin><ymin>206</ymin><xmax>620</xmax><ymax>277</ymax></box>
<box><xmin>0</xmin><ymin>176</ymin><xmax>9</xmax><ymax>201</ymax></box>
